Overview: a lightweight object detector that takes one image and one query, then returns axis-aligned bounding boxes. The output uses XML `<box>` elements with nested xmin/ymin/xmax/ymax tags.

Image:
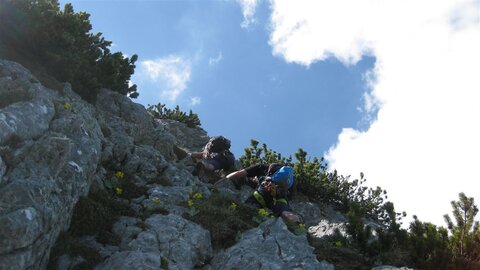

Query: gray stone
<box><xmin>143</xmin><ymin>184</ymin><xmax>213</xmax><ymax>216</ymax></box>
<box><xmin>0</xmin><ymin>207</ymin><xmax>42</xmax><ymax>254</ymax></box>
<box><xmin>0</xmin><ymin>85</ymin><xmax>55</xmax><ymax>145</ymax></box>
<box><xmin>372</xmin><ymin>266</ymin><xmax>413</xmax><ymax>270</ymax></box>
<box><xmin>101</xmin><ymin>130</ymin><xmax>134</xmax><ymax>167</ymax></box>
<box><xmin>0</xmin><ymin>249</ymin><xmax>33</xmax><ymax>270</ymax></box>
<box><xmin>94</xmin><ymin>251</ymin><xmax>161</xmax><ymax>270</ymax></box>
<box><xmin>210</xmin><ymin>218</ymin><xmax>334</xmax><ymax>270</ymax></box>
<box><xmin>293</xmin><ymin>202</ymin><xmax>347</xmax><ymax>224</ymax></box>
<box><xmin>0</xmin><ymin>61</ymin><xmax>56</xmax><ymax>146</ymax></box>
<box><xmin>0</xmin><ymin>60</ymin><xmax>102</xmax><ymax>269</ymax></box>
<box><xmin>76</xmin><ymin>236</ymin><xmax>120</xmax><ymax>259</ymax></box>
<box><xmin>0</xmin><ymin>155</ymin><xmax>5</xmax><ymax>184</ymax></box>
<box><xmin>162</xmin><ymin>164</ymin><xmax>197</xmax><ymax>186</ymax></box>
<box><xmin>95</xmin><ymin>89</ymin><xmax>155</xmax><ymax>147</ymax></box>
<box><xmin>128</xmin><ymin>231</ymin><xmax>159</xmax><ymax>253</ymax></box>
<box><xmin>145</xmin><ymin>186</ymin><xmax>191</xmax><ymax>207</ymax></box>
<box><xmin>123</xmin><ymin>145</ymin><xmax>169</xmax><ymax>184</ymax></box>
<box><xmin>291</xmin><ymin>201</ymin><xmax>325</xmax><ymax>226</ymax></box>
<box><xmin>308</xmin><ymin>219</ymin><xmax>348</xmax><ymax>241</ymax></box>
<box><xmin>145</xmin><ymin>214</ymin><xmax>213</xmax><ymax>269</ymax></box>
<box><xmin>112</xmin><ymin>217</ymin><xmax>143</xmax><ymax>251</ymax></box>
<box><xmin>154</xmin><ymin>119</ymin><xmax>209</xmax><ymax>151</ymax></box>
<box><xmin>55</xmin><ymin>254</ymin><xmax>85</xmax><ymax>270</ymax></box>
<box><xmin>0</xmin><ymin>134</ymin><xmax>100</xmax><ymax>269</ymax></box>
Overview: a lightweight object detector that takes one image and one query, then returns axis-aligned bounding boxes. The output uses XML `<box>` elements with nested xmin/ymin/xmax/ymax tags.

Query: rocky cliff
<box><xmin>0</xmin><ymin>60</ymin><xmax>408</xmax><ymax>270</ymax></box>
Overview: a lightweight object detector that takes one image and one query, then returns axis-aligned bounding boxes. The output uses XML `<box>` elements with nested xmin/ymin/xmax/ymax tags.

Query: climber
<box><xmin>189</xmin><ymin>135</ymin><xmax>235</xmax><ymax>177</ymax></box>
<box><xmin>217</xmin><ymin>163</ymin><xmax>303</xmax><ymax>225</ymax></box>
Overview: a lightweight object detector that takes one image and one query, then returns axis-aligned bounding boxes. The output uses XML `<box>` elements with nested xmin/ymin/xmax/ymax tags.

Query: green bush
<box><xmin>239</xmin><ymin>139</ymin><xmax>396</xmax><ymax>224</ymax></box>
<box><xmin>0</xmin><ymin>0</ymin><xmax>138</xmax><ymax>101</ymax></box>
<box><xmin>239</xmin><ymin>139</ymin><xmax>293</xmax><ymax>168</ymax></box>
<box><xmin>147</xmin><ymin>103</ymin><xmax>201</xmax><ymax>128</ymax></box>
<box><xmin>408</xmin><ymin>216</ymin><xmax>452</xmax><ymax>269</ymax></box>
<box><xmin>444</xmin><ymin>193</ymin><xmax>480</xmax><ymax>269</ymax></box>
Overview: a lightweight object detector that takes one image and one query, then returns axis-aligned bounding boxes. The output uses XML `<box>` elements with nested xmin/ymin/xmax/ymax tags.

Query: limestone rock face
<box><xmin>0</xmin><ymin>60</ymin><xmax>214</xmax><ymax>270</ymax></box>
<box><xmin>0</xmin><ymin>60</ymin><xmax>102</xmax><ymax>269</ymax></box>
<box><xmin>94</xmin><ymin>88</ymin><xmax>207</xmax><ymax>186</ymax></box>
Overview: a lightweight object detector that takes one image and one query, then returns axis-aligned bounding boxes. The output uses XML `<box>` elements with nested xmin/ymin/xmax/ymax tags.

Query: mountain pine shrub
<box><xmin>147</xmin><ymin>103</ymin><xmax>201</xmax><ymax>128</ymax></box>
<box><xmin>239</xmin><ymin>139</ymin><xmax>397</xmax><ymax>225</ymax></box>
<box><xmin>444</xmin><ymin>192</ymin><xmax>480</xmax><ymax>269</ymax></box>
<box><xmin>0</xmin><ymin>0</ymin><xmax>138</xmax><ymax>101</ymax></box>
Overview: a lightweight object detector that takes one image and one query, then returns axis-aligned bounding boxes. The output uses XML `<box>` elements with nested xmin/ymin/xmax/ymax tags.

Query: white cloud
<box><xmin>190</xmin><ymin>96</ymin><xmax>201</xmax><ymax>106</ymax></box>
<box><xmin>238</xmin><ymin>0</ymin><xmax>259</xmax><ymax>28</ymax></box>
<box><xmin>208</xmin><ymin>52</ymin><xmax>223</xmax><ymax>66</ymax></box>
<box><xmin>269</xmin><ymin>0</ymin><xmax>480</xmax><ymax>226</ymax></box>
<box><xmin>140</xmin><ymin>56</ymin><xmax>191</xmax><ymax>101</ymax></box>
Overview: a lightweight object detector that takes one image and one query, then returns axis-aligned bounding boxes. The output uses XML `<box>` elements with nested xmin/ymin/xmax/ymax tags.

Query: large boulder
<box><xmin>98</xmin><ymin>214</ymin><xmax>213</xmax><ymax>270</ymax></box>
<box><xmin>210</xmin><ymin>218</ymin><xmax>334</xmax><ymax>270</ymax></box>
<box><xmin>95</xmin><ymin>88</ymin><xmax>156</xmax><ymax>145</ymax></box>
<box><xmin>0</xmin><ymin>61</ymin><xmax>55</xmax><ymax>144</ymax></box>
<box><xmin>142</xmin><ymin>214</ymin><xmax>213</xmax><ymax>269</ymax></box>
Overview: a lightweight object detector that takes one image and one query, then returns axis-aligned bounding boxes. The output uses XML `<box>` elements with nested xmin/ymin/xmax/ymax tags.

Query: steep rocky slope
<box><xmin>0</xmin><ymin>60</ymin><xmax>409</xmax><ymax>270</ymax></box>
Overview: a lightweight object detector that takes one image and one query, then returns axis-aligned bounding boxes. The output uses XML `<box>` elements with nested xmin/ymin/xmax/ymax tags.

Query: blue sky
<box><xmin>61</xmin><ymin>0</ymin><xmax>480</xmax><ymax>227</ymax></box>
<box><xmin>63</xmin><ymin>1</ymin><xmax>375</xmax><ymax>157</ymax></box>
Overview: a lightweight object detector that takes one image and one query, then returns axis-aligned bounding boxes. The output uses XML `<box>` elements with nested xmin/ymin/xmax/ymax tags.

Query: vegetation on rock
<box><xmin>0</xmin><ymin>0</ymin><xmax>138</xmax><ymax>101</ymax></box>
<box><xmin>240</xmin><ymin>139</ymin><xmax>480</xmax><ymax>269</ymax></box>
<box><xmin>185</xmin><ymin>192</ymin><xmax>257</xmax><ymax>249</ymax></box>
<box><xmin>240</xmin><ymin>139</ymin><xmax>395</xmax><ymax>224</ymax></box>
<box><xmin>147</xmin><ymin>102</ymin><xmax>201</xmax><ymax>128</ymax></box>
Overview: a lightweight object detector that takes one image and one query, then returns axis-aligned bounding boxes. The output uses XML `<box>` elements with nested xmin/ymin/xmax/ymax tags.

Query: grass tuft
<box><xmin>185</xmin><ymin>192</ymin><xmax>257</xmax><ymax>249</ymax></box>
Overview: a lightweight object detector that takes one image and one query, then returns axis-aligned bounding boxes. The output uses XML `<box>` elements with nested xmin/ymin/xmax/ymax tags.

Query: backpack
<box><xmin>264</xmin><ymin>164</ymin><xmax>296</xmax><ymax>199</ymax></box>
<box><xmin>208</xmin><ymin>150</ymin><xmax>236</xmax><ymax>171</ymax></box>
<box><xmin>205</xmin><ymin>136</ymin><xmax>231</xmax><ymax>154</ymax></box>
<box><xmin>222</xmin><ymin>150</ymin><xmax>236</xmax><ymax>170</ymax></box>
<box><xmin>271</xmin><ymin>166</ymin><xmax>294</xmax><ymax>189</ymax></box>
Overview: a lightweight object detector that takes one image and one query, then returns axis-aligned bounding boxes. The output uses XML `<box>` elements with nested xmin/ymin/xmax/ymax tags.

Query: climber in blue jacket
<box><xmin>219</xmin><ymin>163</ymin><xmax>302</xmax><ymax>224</ymax></box>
